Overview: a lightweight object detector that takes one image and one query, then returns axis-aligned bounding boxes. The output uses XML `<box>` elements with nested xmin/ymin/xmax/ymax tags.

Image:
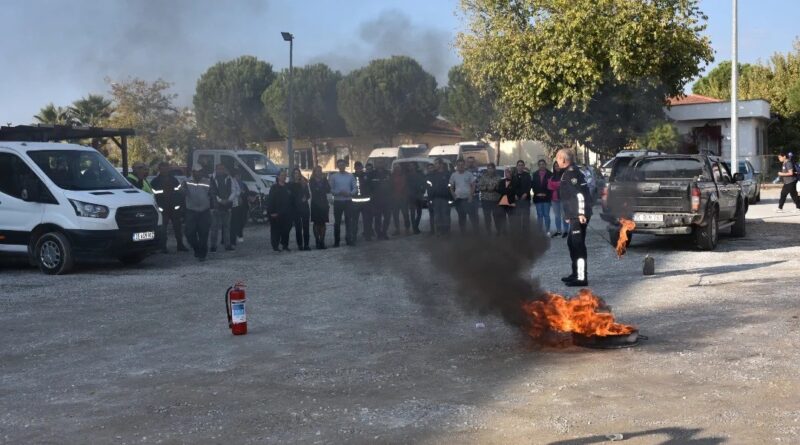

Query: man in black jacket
<box><xmin>429</xmin><ymin>158</ymin><xmax>452</xmax><ymax>235</ymax></box>
<box><xmin>352</xmin><ymin>161</ymin><xmax>373</xmax><ymax>241</ymax></box>
<box><xmin>513</xmin><ymin>160</ymin><xmax>533</xmax><ymax>233</ymax></box>
<box><xmin>209</xmin><ymin>163</ymin><xmax>237</xmax><ymax>252</ymax></box>
<box><xmin>368</xmin><ymin>163</ymin><xmax>392</xmax><ymax>240</ymax></box>
<box><xmin>150</xmin><ymin>161</ymin><xmax>187</xmax><ymax>253</ymax></box>
<box><xmin>556</xmin><ymin>149</ymin><xmax>592</xmax><ymax>287</ymax></box>
<box><xmin>531</xmin><ymin>159</ymin><xmax>553</xmax><ymax>234</ymax></box>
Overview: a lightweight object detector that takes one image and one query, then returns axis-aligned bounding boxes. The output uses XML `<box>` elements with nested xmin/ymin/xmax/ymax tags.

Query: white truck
<box><xmin>365</xmin><ymin>147</ymin><xmax>399</xmax><ymax>170</ymax></box>
<box><xmin>0</xmin><ymin>142</ymin><xmax>162</xmax><ymax>274</ymax></box>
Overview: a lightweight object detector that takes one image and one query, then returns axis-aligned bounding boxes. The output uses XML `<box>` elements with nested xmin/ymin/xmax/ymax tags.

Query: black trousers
<box><xmin>270</xmin><ymin>214</ymin><xmax>292</xmax><ymax>250</ymax></box>
<box><xmin>427</xmin><ymin>201</ymin><xmax>435</xmax><ymax>233</ymax></box>
<box><xmin>294</xmin><ymin>206</ymin><xmax>310</xmax><ymax>248</ymax></box>
<box><xmin>160</xmin><ymin>209</ymin><xmax>185</xmax><ymax>249</ymax></box>
<box><xmin>779</xmin><ymin>181</ymin><xmax>800</xmax><ymax>209</ymax></box>
<box><xmin>184</xmin><ymin>209</ymin><xmax>211</xmax><ymax>259</ymax></box>
<box><xmin>392</xmin><ymin>198</ymin><xmax>410</xmax><ymax>232</ymax></box>
<box><xmin>333</xmin><ymin>200</ymin><xmax>354</xmax><ymax>245</ymax></box>
<box><xmin>497</xmin><ymin>206</ymin><xmax>514</xmax><ymax>234</ymax></box>
<box><xmin>352</xmin><ymin>201</ymin><xmax>373</xmax><ymax>240</ymax></box>
<box><xmin>230</xmin><ymin>201</ymin><xmax>248</xmax><ymax>244</ymax></box>
<box><xmin>409</xmin><ymin>199</ymin><xmax>423</xmax><ymax>233</ymax></box>
<box><xmin>567</xmin><ymin>218</ymin><xmax>589</xmax><ymax>281</ymax></box>
<box><xmin>373</xmin><ymin>201</ymin><xmax>391</xmax><ymax>238</ymax></box>
<box><xmin>454</xmin><ymin>198</ymin><xmax>479</xmax><ymax>234</ymax></box>
<box><xmin>481</xmin><ymin>201</ymin><xmax>501</xmax><ymax>235</ymax></box>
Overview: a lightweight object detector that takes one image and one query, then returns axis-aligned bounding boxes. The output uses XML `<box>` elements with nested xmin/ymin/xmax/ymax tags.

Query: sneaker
<box><xmin>545</xmin><ymin>231</ymin><xmax>551</xmax><ymax>237</ymax></box>
<box><xmin>551</xmin><ymin>232</ymin><xmax>561</xmax><ymax>238</ymax></box>
<box><xmin>561</xmin><ymin>274</ymin><xmax>577</xmax><ymax>282</ymax></box>
<box><xmin>565</xmin><ymin>279</ymin><xmax>589</xmax><ymax>287</ymax></box>
<box><xmin>776</xmin><ymin>208</ymin><xmax>786</xmax><ymax>213</ymax></box>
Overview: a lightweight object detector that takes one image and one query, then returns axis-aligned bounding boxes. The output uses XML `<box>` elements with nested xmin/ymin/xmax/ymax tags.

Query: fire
<box><xmin>522</xmin><ymin>289</ymin><xmax>636</xmax><ymax>339</ymax></box>
<box><xmin>616</xmin><ymin>218</ymin><xmax>636</xmax><ymax>258</ymax></box>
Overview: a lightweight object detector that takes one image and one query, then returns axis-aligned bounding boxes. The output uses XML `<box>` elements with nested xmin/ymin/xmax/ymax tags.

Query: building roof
<box><xmin>668</xmin><ymin>94</ymin><xmax>723</xmax><ymax>106</ymax></box>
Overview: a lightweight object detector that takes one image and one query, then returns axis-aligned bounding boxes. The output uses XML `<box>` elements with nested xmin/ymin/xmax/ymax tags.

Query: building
<box><xmin>665</xmin><ymin>94</ymin><xmax>772</xmax><ymax>172</ymax></box>
<box><xmin>264</xmin><ymin>117</ymin><xmax>462</xmax><ymax>171</ymax></box>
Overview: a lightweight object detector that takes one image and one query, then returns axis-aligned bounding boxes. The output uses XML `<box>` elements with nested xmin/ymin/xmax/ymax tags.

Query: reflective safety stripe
<box><xmin>576</xmin><ymin>192</ymin><xmax>585</xmax><ymax>215</ymax></box>
<box><xmin>152</xmin><ymin>189</ymin><xmax>164</xmax><ymax>194</ymax></box>
<box><xmin>174</xmin><ymin>205</ymin><xmax>180</xmax><ymax>210</ymax></box>
<box><xmin>577</xmin><ymin>258</ymin><xmax>586</xmax><ymax>281</ymax></box>
<box><xmin>158</xmin><ymin>207</ymin><xmax>164</xmax><ymax>212</ymax></box>
<box><xmin>352</xmin><ymin>198</ymin><xmax>371</xmax><ymax>203</ymax></box>
<box><xmin>185</xmin><ymin>182</ymin><xmax>210</xmax><ymax>187</ymax></box>
<box><xmin>174</xmin><ymin>185</ymin><xmax>181</xmax><ymax>191</ymax></box>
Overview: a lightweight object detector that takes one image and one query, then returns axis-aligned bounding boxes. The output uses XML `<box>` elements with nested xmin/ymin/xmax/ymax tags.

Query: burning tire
<box><xmin>608</xmin><ymin>228</ymin><xmax>632</xmax><ymax>249</ymax></box>
<box><xmin>694</xmin><ymin>207</ymin><xmax>718</xmax><ymax>250</ymax></box>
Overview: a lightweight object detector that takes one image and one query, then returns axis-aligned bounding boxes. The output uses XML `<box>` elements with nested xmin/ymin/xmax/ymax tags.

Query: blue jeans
<box><xmin>551</xmin><ymin>201</ymin><xmax>565</xmax><ymax>233</ymax></box>
<box><xmin>535</xmin><ymin>202</ymin><xmax>551</xmax><ymax>232</ymax></box>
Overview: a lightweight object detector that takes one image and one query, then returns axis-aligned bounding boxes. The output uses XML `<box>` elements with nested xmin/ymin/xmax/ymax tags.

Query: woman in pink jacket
<box><xmin>548</xmin><ymin>162</ymin><xmax>568</xmax><ymax>238</ymax></box>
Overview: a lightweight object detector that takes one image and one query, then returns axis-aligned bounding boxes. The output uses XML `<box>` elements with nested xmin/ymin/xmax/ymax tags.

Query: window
<box><xmin>0</xmin><ymin>152</ymin><xmax>53</xmax><ymax>202</ymax></box>
<box><xmin>627</xmin><ymin>158</ymin><xmax>705</xmax><ymax>180</ymax></box>
<box><xmin>239</xmin><ymin>153</ymin><xmax>280</xmax><ymax>175</ymax></box>
<box><xmin>28</xmin><ymin>150</ymin><xmax>131</xmax><ymax>191</ymax></box>
<box><xmin>294</xmin><ymin>149</ymin><xmax>312</xmax><ymax>170</ymax></box>
<box><xmin>718</xmin><ymin>162</ymin><xmax>733</xmax><ymax>183</ymax></box>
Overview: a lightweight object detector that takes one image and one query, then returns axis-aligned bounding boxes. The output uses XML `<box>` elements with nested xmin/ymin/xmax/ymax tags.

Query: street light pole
<box><xmin>730</xmin><ymin>0</ymin><xmax>738</xmax><ymax>174</ymax></box>
<box><xmin>282</xmin><ymin>32</ymin><xmax>294</xmax><ymax>172</ymax></box>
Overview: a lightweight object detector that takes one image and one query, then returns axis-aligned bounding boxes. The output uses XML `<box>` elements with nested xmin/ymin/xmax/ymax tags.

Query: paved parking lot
<box><xmin>2</xmin><ymin>188</ymin><xmax>799</xmax><ymax>444</ymax></box>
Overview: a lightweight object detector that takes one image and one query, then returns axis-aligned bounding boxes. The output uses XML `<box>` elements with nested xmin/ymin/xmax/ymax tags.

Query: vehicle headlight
<box><xmin>69</xmin><ymin>199</ymin><xmax>109</xmax><ymax>218</ymax></box>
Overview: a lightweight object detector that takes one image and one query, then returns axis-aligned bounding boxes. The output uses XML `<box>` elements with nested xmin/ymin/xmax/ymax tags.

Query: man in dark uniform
<box><xmin>150</xmin><ymin>161</ymin><xmax>187</xmax><ymax>253</ymax></box>
<box><xmin>351</xmin><ymin>161</ymin><xmax>373</xmax><ymax>241</ymax></box>
<box><xmin>556</xmin><ymin>148</ymin><xmax>591</xmax><ymax>287</ymax></box>
<box><xmin>513</xmin><ymin>160</ymin><xmax>533</xmax><ymax>233</ymax></box>
<box><xmin>369</xmin><ymin>162</ymin><xmax>392</xmax><ymax>240</ymax></box>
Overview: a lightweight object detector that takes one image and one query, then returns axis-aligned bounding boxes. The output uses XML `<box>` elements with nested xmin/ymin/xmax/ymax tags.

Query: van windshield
<box><xmin>239</xmin><ymin>153</ymin><xmax>280</xmax><ymax>176</ymax></box>
<box><xmin>28</xmin><ymin>150</ymin><xmax>132</xmax><ymax>190</ymax></box>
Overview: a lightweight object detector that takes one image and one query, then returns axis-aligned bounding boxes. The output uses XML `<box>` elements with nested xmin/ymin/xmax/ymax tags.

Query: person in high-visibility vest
<box><xmin>126</xmin><ymin>162</ymin><xmax>153</xmax><ymax>194</ymax></box>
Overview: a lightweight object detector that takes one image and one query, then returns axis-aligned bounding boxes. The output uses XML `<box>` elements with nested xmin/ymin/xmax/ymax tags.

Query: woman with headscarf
<box><xmin>309</xmin><ymin>165</ymin><xmax>331</xmax><ymax>249</ymax></box>
<box><xmin>289</xmin><ymin>168</ymin><xmax>311</xmax><ymax>251</ymax></box>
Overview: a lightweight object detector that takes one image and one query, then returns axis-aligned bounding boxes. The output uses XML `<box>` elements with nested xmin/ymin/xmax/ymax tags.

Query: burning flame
<box><xmin>616</xmin><ymin>218</ymin><xmax>636</xmax><ymax>258</ymax></box>
<box><xmin>522</xmin><ymin>289</ymin><xmax>636</xmax><ymax>339</ymax></box>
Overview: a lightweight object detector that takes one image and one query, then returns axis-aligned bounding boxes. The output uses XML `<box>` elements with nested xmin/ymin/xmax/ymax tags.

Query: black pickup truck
<box><xmin>601</xmin><ymin>154</ymin><xmax>747</xmax><ymax>251</ymax></box>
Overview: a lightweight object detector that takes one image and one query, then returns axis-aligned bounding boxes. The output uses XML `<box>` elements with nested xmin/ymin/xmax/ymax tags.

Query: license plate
<box><xmin>132</xmin><ymin>231</ymin><xmax>155</xmax><ymax>242</ymax></box>
<box><xmin>633</xmin><ymin>213</ymin><xmax>663</xmax><ymax>223</ymax></box>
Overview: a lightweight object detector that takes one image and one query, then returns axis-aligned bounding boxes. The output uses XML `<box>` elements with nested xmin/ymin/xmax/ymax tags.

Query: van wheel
<box><xmin>694</xmin><ymin>208</ymin><xmax>718</xmax><ymax>251</ymax></box>
<box><xmin>34</xmin><ymin>232</ymin><xmax>74</xmax><ymax>275</ymax></box>
<box><xmin>119</xmin><ymin>253</ymin><xmax>148</xmax><ymax>265</ymax></box>
<box><xmin>731</xmin><ymin>200</ymin><xmax>746</xmax><ymax>237</ymax></box>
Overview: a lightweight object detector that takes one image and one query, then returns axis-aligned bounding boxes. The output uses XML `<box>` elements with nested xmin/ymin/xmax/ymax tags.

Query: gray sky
<box><xmin>1</xmin><ymin>0</ymin><xmax>796</xmax><ymax>126</ymax></box>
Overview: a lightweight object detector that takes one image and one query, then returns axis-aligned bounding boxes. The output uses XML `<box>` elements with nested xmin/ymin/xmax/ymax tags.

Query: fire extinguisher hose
<box><xmin>225</xmin><ymin>286</ymin><xmax>233</xmax><ymax>328</ymax></box>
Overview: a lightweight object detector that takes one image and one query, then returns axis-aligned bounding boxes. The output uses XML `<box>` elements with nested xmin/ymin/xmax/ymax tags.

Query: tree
<box><xmin>337</xmin><ymin>56</ymin><xmax>438</xmax><ymax>144</ymax></box>
<box><xmin>34</xmin><ymin>103</ymin><xmax>75</xmax><ymax>125</ymax></box>
<box><xmin>194</xmin><ymin>55</ymin><xmax>276</xmax><ymax>146</ymax></box>
<box><xmin>457</xmin><ymin>0</ymin><xmax>714</xmax><ymax>153</ymax></box>
<box><xmin>69</xmin><ymin>94</ymin><xmax>114</xmax><ymax>126</ymax></box>
<box><xmin>107</xmin><ymin>78</ymin><xmax>197</xmax><ymax>164</ymax></box>
<box><xmin>440</xmin><ymin>64</ymin><xmax>498</xmax><ymax>140</ymax></box>
<box><xmin>636</xmin><ymin>122</ymin><xmax>681</xmax><ymax>152</ymax></box>
<box><xmin>692</xmin><ymin>61</ymin><xmax>772</xmax><ymax>100</ymax></box>
<box><xmin>262</xmin><ymin>63</ymin><xmax>348</xmax><ymax>142</ymax></box>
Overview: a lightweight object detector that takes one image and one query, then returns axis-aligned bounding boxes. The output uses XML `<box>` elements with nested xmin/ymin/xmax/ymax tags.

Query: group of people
<box><xmin>125</xmin><ymin>148</ymin><xmax>593</xmax><ymax>286</ymax></box>
<box><xmin>127</xmin><ymin>161</ymin><xmax>251</xmax><ymax>261</ymax></box>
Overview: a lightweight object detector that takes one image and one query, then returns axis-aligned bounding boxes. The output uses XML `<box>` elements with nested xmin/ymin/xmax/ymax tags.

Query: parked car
<box><xmin>723</xmin><ymin>160</ymin><xmax>762</xmax><ymax>203</ymax></box>
<box><xmin>602</xmin><ymin>154</ymin><xmax>747</xmax><ymax>251</ymax></box>
<box><xmin>0</xmin><ymin>142</ymin><xmax>162</xmax><ymax>274</ymax></box>
<box><xmin>600</xmin><ymin>149</ymin><xmax>667</xmax><ymax>179</ymax></box>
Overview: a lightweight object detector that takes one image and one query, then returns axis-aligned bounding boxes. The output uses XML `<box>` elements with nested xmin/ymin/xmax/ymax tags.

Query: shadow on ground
<box><xmin>547</xmin><ymin>427</ymin><xmax>726</xmax><ymax>445</ymax></box>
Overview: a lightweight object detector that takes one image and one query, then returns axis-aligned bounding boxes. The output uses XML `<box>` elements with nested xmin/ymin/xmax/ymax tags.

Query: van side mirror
<box><xmin>733</xmin><ymin>172</ymin><xmax>744</xmax><ymax>182</ymax></box>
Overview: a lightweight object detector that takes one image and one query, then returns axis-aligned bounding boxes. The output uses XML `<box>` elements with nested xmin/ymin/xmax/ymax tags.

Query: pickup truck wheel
<box><xmin>731</xmin><ymin>200</ymin><xmax>746</xmax><ymax>237</ymax></box>
<box><xmin>34</xmin><ymin>232</ymin><xmax>75</xmax><ymax>275</ymax></box>
<box><xmin>694</xmin><ymin>208</ymin><xmax>718</xmax><ymax>251</ymax></box>
<box><xmin>119</xmin><ymin>252</ymin><xmax>148</xmax><ymax>265</ymax></box>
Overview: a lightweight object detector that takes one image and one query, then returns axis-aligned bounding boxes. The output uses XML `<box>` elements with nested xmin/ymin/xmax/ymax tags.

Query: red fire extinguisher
<box><xmin>225</xmin><ymin>282</ymin><xmax>247</xmax><ymax>335</ymax></box>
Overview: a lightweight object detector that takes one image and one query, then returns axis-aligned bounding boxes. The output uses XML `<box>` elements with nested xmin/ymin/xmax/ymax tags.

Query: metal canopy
<box><xmin>0</xmin><ymin>124</ymin><xmax>136</xmax><ymax>175</ymax></box>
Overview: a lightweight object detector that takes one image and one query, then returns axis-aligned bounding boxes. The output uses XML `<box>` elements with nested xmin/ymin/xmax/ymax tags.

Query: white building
<box><xmin>665</xmin><ymin>94</ymin><xmax>771</xmax><ymax>172</ymax></box>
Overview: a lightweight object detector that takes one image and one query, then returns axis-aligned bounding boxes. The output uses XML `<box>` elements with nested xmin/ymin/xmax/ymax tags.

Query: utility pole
<box><xmin>282</xmin><ymin>32</ymin><xmax>294</xmax><ymax>171</ymax></box>
<box><xmin>730</xmin><ymin>0</ymin><xmax>738</xmax><ymax>174</ymax></box>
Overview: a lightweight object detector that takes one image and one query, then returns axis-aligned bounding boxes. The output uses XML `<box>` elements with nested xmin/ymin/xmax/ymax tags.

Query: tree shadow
<box><xmin>547</xmin><ymin>427</ymin><xmax>726</xmax><ymax>444</ymax></box>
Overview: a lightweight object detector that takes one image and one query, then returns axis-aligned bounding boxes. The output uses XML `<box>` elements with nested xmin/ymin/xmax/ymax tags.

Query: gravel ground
<box><xmin>1</xmin><ymin>188</ymin><xmax>799</xmax><ymax>445</ymax></box>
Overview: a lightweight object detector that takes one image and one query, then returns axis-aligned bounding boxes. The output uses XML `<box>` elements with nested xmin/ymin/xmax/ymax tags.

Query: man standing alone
<box><xmin>329</xmin><ymin>159</ymin><xmax>356</xmax><ymax>247</ymax></box>
<box><xmin>556</xmin><ymin>149</ymin><xmax>592</xmax><ymax>287</ymax></box>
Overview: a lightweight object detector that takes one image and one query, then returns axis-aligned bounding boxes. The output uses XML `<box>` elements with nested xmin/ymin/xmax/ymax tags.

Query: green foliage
<box><xmin>34</xmin><ymin>103</ymin><xmax>75</xmax><ymax>125</ymax></box>
<box><xmin>107</xmin><ymin>78</ymin><xmax>197</xmax><ymax>164</ymax></box>
<box><xmin>194</xmin><ymin>55</ymin><xmax>275</xmax><ymax>146</ymax></box>
<box><xmin>337</xmin><ymin>56</ymin><xmax>438</xmax><ymax>143</ymax></box>
<box><xmin>457</xmin><ymin>0</ymin><xmax>714</xmax><ymax>152</ymax></box>
<box><xmin>262</xmin><ymin>63</ymin><xmax>348</xmax><ymax>141</ymax></box>
<box><xmin>440</xmin><ymin>64</ymin><xmax>498</xmax><ymax>139</ymax></box>
<box><xmin>69</xmin><ymin>94</ymin><xmax>114</xmax><ymax>126</ymax></box>
<box><xmin>692</xmin><ymin>61</ymin><xmax>771</xmax><ymax>100</ymax></box>
<box><xmin>636</xmin><ymin>122</ymin><xmax>680</xmax><ymax>152</ymax></box>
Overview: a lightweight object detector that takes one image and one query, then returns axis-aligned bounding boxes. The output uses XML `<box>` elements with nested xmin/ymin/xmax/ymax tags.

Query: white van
<box><xmin>366</xmin><ymin>147</ymin><xmax>399</xmax><ymax>170</ymax></box>
<box><xmin>190</xmin><ymin>149</ymin><xmax>278</xmax><ymax>195</ymax></box>
<box><xmin>457</xmin><ymin>141</ymin><xmax>491</xmax><ymax>166</ymax></box>
<box><xmin>397</xmin><ymin>144</ymin><xmax>428</xmax><ymax>159</ymax></box>
<box><xmin>0</xmin><ymin>142</ymin><xmax>162</xmax><ymax>274</ymax></box>
<box><xmin>427</xmin><ymin>144</ymin><xmax>461</xmax><ymax>164</ymax></box>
